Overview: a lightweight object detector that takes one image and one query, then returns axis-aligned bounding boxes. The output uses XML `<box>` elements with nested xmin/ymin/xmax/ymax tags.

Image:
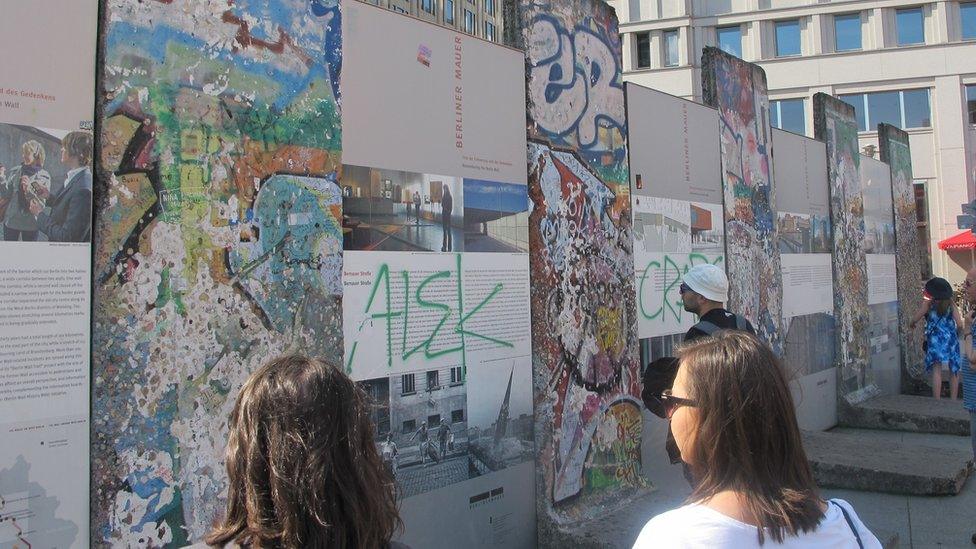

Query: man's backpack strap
<box><xmin>734</xmin><ymin>314</ymin><xmax>746</xmax><ymax>331</ymax></box>
<box><xmin>692</xmin><ymin>320</ymin><xmax>722</xmax><ymax>336</ymax></box>
<box><xmin>692</xmin><ymin>314</ymin><xmax>747</xmax><ymax>336</ymax></box>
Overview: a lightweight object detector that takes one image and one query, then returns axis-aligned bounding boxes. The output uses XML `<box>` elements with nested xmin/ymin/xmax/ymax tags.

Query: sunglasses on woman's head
<box><xmin>657</xmin><ymin>389</ymin><xmax>696</xmax><ymax>419</ymax></box>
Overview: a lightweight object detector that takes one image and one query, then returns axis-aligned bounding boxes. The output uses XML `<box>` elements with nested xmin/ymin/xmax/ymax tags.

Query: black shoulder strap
<box><xmin>831</xmin><ymin>500</ymin><xmax>864</xmax><ymax>549</ymax></box>
<box><xmin>692</xmin><ymin>320</ymin><xmax>721</xmax><ymax>336</ymax></box>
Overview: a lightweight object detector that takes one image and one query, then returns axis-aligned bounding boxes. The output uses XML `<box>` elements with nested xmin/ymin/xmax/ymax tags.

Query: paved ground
<box><xmin>566</xmin><ymin>427</ymin><xmax>975</xmax><ymax>548</ymax></box>
<box><xmin>824</xmin><ymin>428</ymin><xmax>976</xmax><ymax>548</ymax></box>
<box><xmin>397</xmin><ymin>454</ymin><xmax>470</xmax><ymax>498</ymax></box>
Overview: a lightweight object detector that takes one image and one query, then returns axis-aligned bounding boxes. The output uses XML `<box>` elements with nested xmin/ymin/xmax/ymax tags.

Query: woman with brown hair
<box><xmin>190</xmin><ymin>355</ymin><xmax>404</xmax><ymax>549</ymax></box>
<box><xmin>634</xmin><ymin>332</ymin><xmax>880</xmax><ymax>548</ymax></box>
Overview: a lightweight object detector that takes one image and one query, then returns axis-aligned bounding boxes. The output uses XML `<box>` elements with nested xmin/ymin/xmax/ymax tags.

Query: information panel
<box><xmin>0</xmin><ymin>2</ymin><xmax>97</xmax><ymax>548</ymax></box>
<box><xmin>342</xmin><ymin>3</ymin><xmax>535</xmax><ymax>547</ymax></box>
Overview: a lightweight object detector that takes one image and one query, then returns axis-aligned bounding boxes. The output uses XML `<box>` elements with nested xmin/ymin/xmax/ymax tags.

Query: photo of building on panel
<box><xmin>462</xmin><ymin>179</ymin><xmax>529</xmax><ymax>253</ymax></box>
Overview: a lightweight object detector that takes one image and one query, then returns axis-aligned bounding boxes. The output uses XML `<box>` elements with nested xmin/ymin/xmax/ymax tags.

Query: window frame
<box><xmin>964</xmin><ymin>2</ymin><xmax>976</xmax><ymax>41</ymax></box>
<box><xmin>716</xmin><ymin>25</ymin><xmax>742</xmax><ymax>58</ymax></box>
<box><xmin>839</xmin><ymin>89</ymin><xmax>931</xmax><ymax>132</ymax></box>
<box><xmin>463</xmin><ymin>9</ymin><xmax>475</xmax><ymax>33</ymax></box>
<box><xmin>966</xmin><ymin>84</ymin><xmax>976</xmax><ymax>125</ymax></box>
<box><xmin>895</xmin><ymin>6</ymin><xmax>926</xmax><ymax>46</ymax></box>
<box><xmin>770</xmin><ymin>98</ymin><xmax>806</xmax><ymax>135</ymax></box>
<box><xmin>663</xmin><ymin>29</ymin><xmax>680</xmax><ymax>67</ymax></box>
<box><xmin>401</xmin><ymin>373</ymin><xmax>416</xmax><ymax>395</ymax></box>
<box><xmin>451</xmin><ymin>409</ymin><xmax>465</xmax><ymax>423</ymax></box>
<box><xmin>635</xmin><ymin>32</ymin><xmax>651</xmax><ymax>69</ymax></box>
<box><xmin>833</xmin><ymin>12</ymin><xmax>863</xmax><ymax>52</ymax></box>
<box><xmin>774</xmin><ymin>19</ymin><xmax>802</xmax><ymax>57</ymax></box>
<box><xmin>445</xmin><ymin>0</ymin><xmax>455</xmax><ymax>24</ymax></box>
<box><xmin>426</xmin><ymin>370</ymin><xmax>440</xmax><ymax>391</ymax></box>
<box><xmin>420</xmin><ymin>0</ymin><xmax>435</xmax><ymax>15</ymax></box>
<box><xmin>485</xmin><ymin>0</ymin><xmax>494</xmax><ymax>16</ymax></box>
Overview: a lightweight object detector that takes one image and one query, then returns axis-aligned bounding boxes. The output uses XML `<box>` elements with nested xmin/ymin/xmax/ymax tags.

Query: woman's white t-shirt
<box><xmin>633</xmin><ymin>499</ymin><xmax>882</xmax><ymax>549</ymax></box>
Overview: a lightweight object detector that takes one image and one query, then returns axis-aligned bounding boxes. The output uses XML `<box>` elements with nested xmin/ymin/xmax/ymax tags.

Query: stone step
<box><xmin>804</xmin><ymin>429</ymin><xmax>973</xmax><ymax>496</ymax></box>
<box><xmin>843</xmin><ymin>394</ymin><xmax>970</xmax><ymax>436</ymax></box>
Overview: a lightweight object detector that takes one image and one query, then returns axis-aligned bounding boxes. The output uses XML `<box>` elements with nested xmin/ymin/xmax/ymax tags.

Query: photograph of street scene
<box><xmin>777</xmin><ymin>211</ymin><xmax>831</xmax><ymax>254</ymax></box>
<box><xmin>359</xmin><ymin>361</ymin><xmax>533</xmax><ymax>499</ymax></box>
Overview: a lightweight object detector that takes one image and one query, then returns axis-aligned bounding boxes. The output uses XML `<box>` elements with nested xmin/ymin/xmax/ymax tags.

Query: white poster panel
<box><xmin>343</xmin><ymin>0</ymin><xmax>527</xmax><ymax>185</ymax></box>
<box><xmin>772</xmin><ymin>128</ymin><xmax>836</xmax><ymax>431</ymax></box>
<box><xmin>626</xmin><ymin>84</ymin><xmax>724</xmax><ymax>342</ymax></box>
<box><xmin>861</xmin><ymin>155</ymin><xmax>900</xmax><ymax>395</ymax></box>
<box><xmin>342</xmin><ymin>3</ymin><xmax>533</xmax><ymax>547</ymax></box>
<box><xmin>0</xmin><ymin>2</ymin><xmax>96</xmax><ymax>547</ymax></box>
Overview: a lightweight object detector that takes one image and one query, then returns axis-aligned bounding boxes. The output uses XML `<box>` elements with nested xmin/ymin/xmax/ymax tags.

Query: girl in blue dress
<box><xmin>911</xmin><ymin>277</ymin><xmax>963</xmax><ymax>399</ymax></box>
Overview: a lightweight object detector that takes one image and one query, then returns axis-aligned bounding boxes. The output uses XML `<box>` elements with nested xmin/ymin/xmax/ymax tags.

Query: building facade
<box><xmin>611</xmin><ymin>0</ymin><xmax>976</xmax><ymax>282</ymax></box>
<box><xmin>369</xmin><ymin>0</ymin><xmax>503</xmax><ymax>41</ymax></box>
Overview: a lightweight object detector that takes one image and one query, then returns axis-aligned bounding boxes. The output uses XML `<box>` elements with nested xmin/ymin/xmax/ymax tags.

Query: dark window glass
<box><xmin>775</xmin><ymin>20</ymin><xmax>801</xmax><ymax>57</ymax></box>
<box><xmin>717</xmin><ymin>25</ymin><xmax>742</xmax><ymax>57</ymax></box>
<box><xmin>962</xmin><ymin>2</ymin><xmax>976</xmax><ymax>40</ymax></box>
<box><xmin>967</xmin><ymin>85</ymin><xmax>976</xmax><ymax>124</ymax></box>
<box><xmin>464</xmin><ymin>10</ymin><xmax>474</xmax><ymax>33</ymax></box>
<box><xmin>485</xmin><ymin>0</ymin><xmax>494</xmax><ymax>16</ymax></box>
<box><xmin>834</xmin><ymin>13</ymin><xmax>862</xmax><ymax>51</ymax></box>
<box><xmin>867</xmin><ymin>91</ymin><xmax>902</xmax><ymax>128</ymax></box>
<box><xmin>428</xmin><ymin>414</ymin><xmax>441</xmax><ymax>426</ymax></box>
<box><xmin>427</xmin><ymin>370</ymin><xmax>439</xmax><ymax>390</ymax></box>
<box><xmin>452</xmin><ymin>409</ymin><xmax>465</xmax><ymax>423</ymax></box>
<box><xmin>896</xmin><ymin>7</ymin><xmax>925</xmax><ymax>45</ymax></box>
<box><xmin>773</xmin><ymin>99</ymin><xmax>806</xmax><ymax>135</ymax></box>
<box><xmin>403</xmin><ymin>419</ymin><xmax>416</xmax><ymax>433</ymax></box>
<box><xmin>664</xmin><ymin>30</ymin><xmax>679</xmax><ymax>67</ymax></box>
<box><xmin>445</xmin><ymin>0</ymin><xmax>454</xmax><ymax>23</ymax></box>
<box><xmin>421</xmin><ymin>0</ymin><xmax>434</xmax><ymax>14</ymax></box>
<box><xmin>902</xmin><ymin>89</ymin><xmax>931</xmax><ymax>128</ymax></box>
<box><xmin>485</xmin><ymin>21</ymin><xmax>495</xmax><ymax>41</ymax></box>
<box><xmin>401</xmin><ymin>373</ymin><xmax>415</xmax><ymax>395</ymax></box>
<box><xmin>838</xmin><ymin>93</ymin><xmax>867</xmax><ymax>131</ymax></box>
<box><xmin>636</xmin><ymin>33</ymin><xmax>651</xmax><ymax>68</ymax></box>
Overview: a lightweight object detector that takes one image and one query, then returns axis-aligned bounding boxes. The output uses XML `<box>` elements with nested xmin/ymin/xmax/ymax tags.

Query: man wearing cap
<box><xmin>641</xmin><ymin>264</ymin><xmax>755</xmax><ymax>487</ymax></box>
<box><xmin>680</xmin><ymin>264</ymin><xmax>755</xmax><ymax>342</ymax></box>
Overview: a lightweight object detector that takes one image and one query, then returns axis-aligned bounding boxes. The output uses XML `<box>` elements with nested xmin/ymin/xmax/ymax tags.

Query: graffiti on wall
<box><xmin>92</xmin><ymin>1</ymin><xmax>342</xmax><ymax>545</ymax></box>
<box><xmin>511</xmin><ymin>0</ymin><xmax>644</xmax><ymax>525</ymax></box>
<box><xmin>701</xmin><ymin>47</ymin><xmax>784</xmax><ymax>355</ymax></box>
<box><xmin>878</xmin><ymin>123</ymin><xmax>924</xmax><ymax>386</ymax></box>
<box><xmin>814</xmin><ymin>93</ymin><xmax>874</xmax><ymax>403</ymax></box>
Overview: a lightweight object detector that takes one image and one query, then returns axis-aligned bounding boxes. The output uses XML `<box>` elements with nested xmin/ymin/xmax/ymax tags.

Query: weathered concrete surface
<box><xmin>843</xmin><ymin>394</ymin><xmax>970</xmax><ymax>436</ymax></box>
<box><xmin>804</xmin><ymin>429</ymin><xmax>972</xmax><ymax>495</ymax></box>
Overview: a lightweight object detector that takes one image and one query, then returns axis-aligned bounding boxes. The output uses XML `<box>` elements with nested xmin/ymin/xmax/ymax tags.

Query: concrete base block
<box><xmin>804</xmin><ymin>430</ymin><xmax>973</xmax><ymax>496</ymax></box>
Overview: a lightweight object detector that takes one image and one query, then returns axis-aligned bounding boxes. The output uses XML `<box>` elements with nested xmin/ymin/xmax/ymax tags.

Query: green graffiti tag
<box><xmin>346</xmin><ymin>254</ymin><xmax>513</xmax><ymax>373</ymax></box>
<box><xmin>638</xmin><ymin>253</ymin><xmax>723</xmax><ymax>323</ymax></box>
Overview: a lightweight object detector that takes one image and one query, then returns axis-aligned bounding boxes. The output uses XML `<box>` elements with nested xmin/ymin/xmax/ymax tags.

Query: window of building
<box><xmin>636</xmin><ymin>32</ymin><xmax>651</xmax><ymax>68</ymax></box>
<box><xmin>834</xmin><ymin>13</ymin><xmax>862</xmax><ymax>51</ymax></box>
<box><xmin>485</xmin><ymin>21</ymin><xmax>495</xmax><ymax>41</ymax></box>
<box><xmin>485</xmin><ymin>0</ymin><xmax>494</xmax><ymax>16</ymax></box>
<box><xmin>867</xmin><ymin>91</ymin><xmax>902</xmax><ymax>128</ymax></box>
<box><xmin>452</xmin><ymin>409</ymin><xmax>465</xmax><ymax>423</ymax></box>
<box><xmin>663</xmin><ymin>29</ymin><xmax>679</xmax><ymax>67</ymax></box>
<box><xmin>427</xmin><ymin>370</ymin><xmax>440</xmax><ymax>390</ymax></box>
<box><xmin>896</xmin><ymin>7</ymin><xmax>925</xmax><ymax>45</ymax></box>
<box><xmin>962</xmin><ymin>2</ymin><xmax>976</xmax><ymax>40</ymax></box>
<box><xmin>775</xmin><ymin>19</ymin><xmax>801</xmax><ymax>57</ymax></box>
<box><xmin>421</xmin><ymin>0</ymin><xmax>435</xmax><ymax>15</ymax></box>
<box><xmin>717</xmin><ymin>25</ymin><xmax>742</xmax><ymax>57</ymax></box>
<box><xmin>450</xmin><ymin>366</ymin><xmax>464</xmax><ymax>384</ymax></box>
<box><xmin>401</xmin><ymin>373</ymin><xmax>416</xmax><ymax>395</ymax></box>
<box><xmin>464</xmin><ymin>10</ymin><xmax>475</xmax><ymax>33</ymax></box>
<box><xmin>902</xmin><ymin>89</ymin><xmax>932</xmax><ymax>128</ymax></box>
<box><xmin>428</xmin><ymin>414</ymin><xmax>441</xmax><ymax>426</ymax></box>
<box><xmin>445</xmin><ymin>0</ymin><xmax>455</xmax><ymax>23</ymax></box>
<box><xmin>914</xmin><ymin>181</ymin><xmax>932</xmax><ymax>278</ymax></box>
<box><xmin>770</xmin><ymin>98</ymin><xmax>805</xmax><ymax>135</ymax></box>
<box><xmin>402</xmin><ymin>419</ymin><xmax>416</xmax><ymax>433</ymax></box>
<box><xmin>967</xmin><ymin>84</ymin><xmax>976</xmax><ymax>124</ymax></box>
<box><xmin>838</xmin><ymin>90</ymin><xmax>931</xmax><ymax>131</ymax></box>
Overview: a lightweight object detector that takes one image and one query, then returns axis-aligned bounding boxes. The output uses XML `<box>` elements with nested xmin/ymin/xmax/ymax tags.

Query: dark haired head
<box><xmin>206</xmin><ymin>355</ymin><xmax>401</xmax><ymax>548</ymax></box>
<box><xmin>675</xmin><ymin>332</ymin><xmax>823</xmax><ymax>544</ymax></box>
